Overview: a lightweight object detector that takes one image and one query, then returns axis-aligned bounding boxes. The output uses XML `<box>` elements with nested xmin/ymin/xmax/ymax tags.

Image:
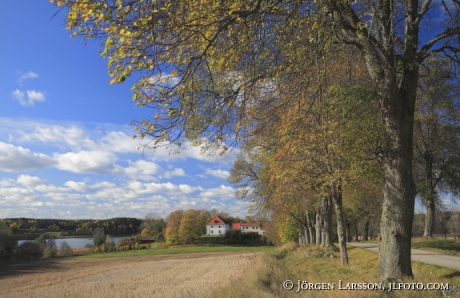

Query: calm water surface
<box><xmin>18</xmin><ymin>236</ymin><xmax>126</xmax><ymax>248</ymax></box>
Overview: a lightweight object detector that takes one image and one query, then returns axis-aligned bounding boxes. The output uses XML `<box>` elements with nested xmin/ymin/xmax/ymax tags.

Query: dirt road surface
<box><xmin>349</xmin><ymin>243</ymin><xmax>460</xmax><ymax>271</ymax></box>
<box><xmin>0</xmin><ymin>252</ymin><xmax>260</xmax><ymax>298</ymax></box>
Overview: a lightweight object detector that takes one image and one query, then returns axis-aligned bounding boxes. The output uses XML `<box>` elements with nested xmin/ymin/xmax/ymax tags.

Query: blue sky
<box><xmin>0</xmin><ymin>2</ymin><xmax>248</xmax><ymax>220</ymax></box>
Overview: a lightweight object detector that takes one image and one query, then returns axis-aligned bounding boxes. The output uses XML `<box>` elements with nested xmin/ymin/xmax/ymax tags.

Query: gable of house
<box><xmin>206</xmin><ymin>214</ymin><xmax>227</xmax><ymax>226</ymax></box>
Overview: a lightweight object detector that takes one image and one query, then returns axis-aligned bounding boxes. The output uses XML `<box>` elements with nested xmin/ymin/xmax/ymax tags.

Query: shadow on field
<box><xmin>0</xmin><ymin>259</ymin><xmax>64</xmax><ymax>278</ymax></box>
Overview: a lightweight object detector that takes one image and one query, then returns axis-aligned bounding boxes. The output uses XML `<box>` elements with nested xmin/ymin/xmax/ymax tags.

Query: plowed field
<box><xmin>0</xmin><ymin>252</ymin><xmax>259</xmax><ymax>298</ymax></box>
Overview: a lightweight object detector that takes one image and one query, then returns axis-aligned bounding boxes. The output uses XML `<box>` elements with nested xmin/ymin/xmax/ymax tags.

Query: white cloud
<box><xmin>199</xmin><ymin>185</ymin><xmax>235</xmax><ymax>200</ymax></box>
<box><xmin>0</xmin><ymin>142</ymin><xmax>55</xmax><ymax>172</ymax></box>
<box><xmin>64</xmin><ymin>181</ymin><xmax>90</xmax><ymax>192</ymax></box>
<box><xmin>163</xmin><ymin>168</ymin><xmax>185</xmax><ymax>178</ymax></box>
<box><xmin>55</xmin><ymin>151</ymin><xmax>122</xmax><ymax>175</ymax></box>
<box><xmin>204</xmin><ymin>168</ymin><xmax>230</xmax><ymax>179</ymax></box>
<box><xmin>20</xmin><ymin>125</ymin><xmax>95</xmax><ymax>150</ymax></box>
<box><xmin>0</xmin><ymin>187</ymin><xmax>37</xmax><ymax>203</ymax></box>
<box><xmin>12</xmin><ymin>89</ymin><xmax>46</xmax><ymax>106</ymax></box>
<box><xmin>17</xmin><ymin>175</ymin><xmax>45</xmax><ymax>187</ymax></box>
<box><xmin>99</xmin><ymin>131</ymin><xmax>139</xmax><ymax>153</ymax></box>
<box><xmin>128</xmin><ymin>181</ymin><xmax>200</xmax><ymax>196</ymax></box>
<box><xmin>123</xmin><ymin>160</ymin><xmax>161</xmax><ymax>181</ymax></box>
<box><xmin>17</xmin><ymin>71</ymin><xmax>39</xmax><ymax>85</ymax></box>
<box><xmin>90</xmin><ymin>181</ymin><xmax>116</xmax><ymax>189</ymax></box>
<box><xmin>0</xmin><ymin>179</ymin><xmax>15</xmax><ymax>187</ymax></box>
<box><xmin>35</xmin><ymin>184</ymin><xmax>70</xmax><ymax>193</ymax></box>
<box><xmin>27</xmin><ymin>90</ymin><xmax>46</xmax><ymax>103</ymax></box>
<box><xmin>12</xmin><ymin>90</ymin><xmax>26</xmax><ymax>105</ymax></box>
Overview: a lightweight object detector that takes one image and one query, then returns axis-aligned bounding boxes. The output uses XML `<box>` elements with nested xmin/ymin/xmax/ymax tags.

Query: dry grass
<box><xmin>282</xmin><ymin>245</ymin><xmax>460</xmax><ymax>297</ymax></box>
<box><xmin>0</xmin><ymin>252</ymin><xmax>259</xmax><ymax>298</ymax></box>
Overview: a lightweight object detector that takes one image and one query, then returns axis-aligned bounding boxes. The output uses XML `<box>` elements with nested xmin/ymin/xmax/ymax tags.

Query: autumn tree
<box><xmin>178</xmin><ymin>209</ymin><xmax>206</xmax><ymax>243</ymax></box>
<box><xmin>165</xmin><ymin>210</ymin><xmax>183</xmax><ymax>244</ymax></box>
<box><xmin>140</xmin><ymin>213</ymin><xmax>166</xmax><ymax>237</ymax></box>
<box><xmin>54</xmin><ymin>0</ymin><xmax>460</xmax><ymax>280</ymax></box>
<box><xmin>413</xmin><ymin>57</ymin><xmax>460</xmax><ymax>238</ymax></box>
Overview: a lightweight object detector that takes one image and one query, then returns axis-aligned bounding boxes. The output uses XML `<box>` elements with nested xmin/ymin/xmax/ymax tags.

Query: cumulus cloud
<box><xmin>12</xmin><ymin>89</ymin><xmax>46</xmax><ymax>106</ymax></box>
<box><xmin>64</xmin><ymin>181</ymin><xmax>90</xmax><ymax>192</ymax></box>
<box><xmin>17</xmin><ymin>175</ymin><xmax>45</xmax><ymax>187</ymax></box>
<box><xmin>0</xmin><ymin>187</ymin><xmax>37</xmax><ymax>203</ymax></box>
<box><xmin>0</xmin><ymin>142</ymin><xmax>55</xmax><ymax>172</ymax></box>
<box><xmin>19</xmin><ymin>125</ymin><xmax>95</xmax><ymax>150</ymax></box>
<box><xmin>128</xmin><ymin>181</ymin><xmax>200</xmax><ymax>195</ymax></box>
<box><xmin>99</xmin><ymin>131</ymin><xmax>139</xmax><ymax>153</ymax></box>
<box><xmin>123</xmin><ymin>160</ymin><xmax>161</xmax><ymax>181</ymax></box>
<box><xmin>204</xmin><ymin>168</ymin><xmax>230</xmax><ymax>179</ymax></box>
<box><xmin>199</xmin><ymin>185</ymin><xmax>235</xmax><ymax>200</ymax></box>
<box><xmin>55</xmin><ymin>151</ymin><xmax>122</xmax><ymax>175</ymax></box>
<box><xmin>163</xmin><ymin>168</ymin><xmax>185</xmax><ymax>179</ymax></box>
<box><xmin>17</xmin><ymin>71</ymin><xmax>39</xmax><ymax>85</ymax></box>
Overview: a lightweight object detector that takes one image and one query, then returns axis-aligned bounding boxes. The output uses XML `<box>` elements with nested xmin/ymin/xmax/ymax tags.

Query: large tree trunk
<box><xmin>423</xmin><ymin>199</ymin><xmax>435</xmax><ymax>238</ymax></box>
<box><xmin>306</xmin><ymin>210</ymin><xmax>315</xmax><ymax>245</ymax></box>
<box><xmin>363</xmin><ymin>220</ymin><xmax>370</xmax><ymax>241</ymax></box>
<box><xmin>315</xmin><ymin>207</ymin><xmax>321</xmax><ymax>245</ymax></box>
<box><xmin>332</xmin><ymin>184</ymin><xmax>348</xmax><ymax>265</ymax></box>
<box><xmin>423</xmin><ymin>160</ymin><xmax>436</xmax><ymax>238</ymax></box>
<box><xmin>354</xmin><ymin>219</ymin><xmax>359</xmax><ymax>241</ymax></box>
<box><xmin>378</xmin><ymin>76</ymin><xmax>417</xmax><ymax>281</ymax></box>
<box><xmin>320</xmin><ymin>196</ymin><xmax>333</xmax><ymax>247</ymax></box>
<box><xmin>346</xmin><ymin>222</ymin><xmax>352</xmax><ymax>242</ymax></box>
<box><xmin>299</xmin><ymin>229</ymin><xmax>305</xmax><ymax>245</ymax></box>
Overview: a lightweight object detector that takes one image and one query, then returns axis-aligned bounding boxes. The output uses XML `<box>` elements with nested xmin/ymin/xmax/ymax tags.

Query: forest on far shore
<box><xmin>1</xmin><ymin>217</ymin><xmax>142</xmax><ymax>239</ymax></box>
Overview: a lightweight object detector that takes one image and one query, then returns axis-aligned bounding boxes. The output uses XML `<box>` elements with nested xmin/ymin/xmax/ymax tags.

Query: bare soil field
<box><xmin>0</xmin><ymin>252</ymin><xmax>260</xmax><ymax>298</ymax></box>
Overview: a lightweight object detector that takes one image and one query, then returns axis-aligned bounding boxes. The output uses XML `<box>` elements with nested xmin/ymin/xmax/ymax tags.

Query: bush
<box><xmin>34</xmin><ymin>234</ymin><xmax>57</xmax><ymax>259</ymax></box>
<box><xmin>15</xmin><ymin>242</ymin><xmax>43</xmax><ymax>261</ymax></box>
<box><xmin>84</xmin><ymin>243</ymin><xmax>94</xmax><ymax>249</ymax></box>
<box><xmin>59</xmin><ymin>241</ymin><xmax>73</xmax><ymax>257</ymax></box>
<box><xmin>105</xmin><ymin>235</ymin><xmax>116</xmax><ymax>252</ymax></box>
<box><xmin>93</xmin><ymin>227</ymin><xmax>106</xmax><ymax>247</ymax></box>
<box><xmin>156</xmin><ymin>234</ymin><xmax>166</xmax><ymax>242</ymax></box>
<box><xmin>225</xmin><ymin>230</ymin><xmax>243</xmax><ymax>243</ymax></box>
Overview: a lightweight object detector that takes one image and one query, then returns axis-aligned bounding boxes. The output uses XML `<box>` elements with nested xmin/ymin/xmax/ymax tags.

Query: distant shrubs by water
<box><xmin>14</xmin><ymin>242</ymin><xmax>43</xmax><ymax>261</ymax></box>
<box><xmin>59</xmin><ymin>241</ymin><xmax>73</xmax><ymax>257</ymax></box>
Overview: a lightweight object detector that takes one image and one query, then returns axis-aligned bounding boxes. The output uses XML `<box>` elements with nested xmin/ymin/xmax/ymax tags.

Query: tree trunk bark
<box><xmin>378</xmin><ymin>78</ymin><xmax>417</xmax><ymax>281</ymax></box>
<box><xmin>346</xmin><ymin>222</ymin><xmax>352</xmax><ymax>242</ymax></box>
<box><xmin>423</xmin><ymin>199</ymin><xmax>435</xmax><ymax>238</ymax></box>
<box><xmin>299</xmin><ymin>230</ymin><xmax>305</xmax><ymax>245</ymax></box>
<box><xmin>363</xmin><ymin>220</ymin><xmax>370</xmax><ymax>241</ymax></box>
<box><xmin>306</xmin><ymin>210</ymin><xmax>314</xmax><ymax>245</ymax></box>
<box><xmin>332</xmin><ymin>184</ymin><xmax>348</xmax><ymax>265</ymax></box>
<box><xmin>354</xmin><ymin>219</ymin><xmax>359</xmax><ymax>241</ymax></box>
<box><xmin>315</xmin><ymin>207</ymin><xmax>321</xmax><ymax>245</ymax></box>
<box><xmin>320</xmin><ymin>196</ymin><xmax>333</xmax><ymax>247</ymax></box>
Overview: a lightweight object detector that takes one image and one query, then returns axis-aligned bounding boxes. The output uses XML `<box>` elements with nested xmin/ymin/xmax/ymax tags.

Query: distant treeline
<box><xmin>2</xmin><ymin>217</ymin><xmax>142</xmax><ymax>237</ymax></box>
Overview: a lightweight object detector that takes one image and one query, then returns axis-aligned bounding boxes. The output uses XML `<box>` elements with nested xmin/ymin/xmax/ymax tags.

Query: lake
<box><xmin>18</xmin><ymin>236</ymin><xmax>127</xmax><ymax>249</ymax></box>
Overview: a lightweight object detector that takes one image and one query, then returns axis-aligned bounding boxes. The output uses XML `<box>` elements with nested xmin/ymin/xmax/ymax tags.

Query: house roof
<box><xmin>206</xmin><ymin>214</ymin><xmax>227</xmax><ymax>225</ymax></box>
<box><xmin>240</xmin><ymin>223</ymin><xmax>259</xmax><ymax>227</ymax></box>
<box><xmin>232</xmin><ymin>223</ymin><xmax>241</xmax><ymax>230</ymax></box>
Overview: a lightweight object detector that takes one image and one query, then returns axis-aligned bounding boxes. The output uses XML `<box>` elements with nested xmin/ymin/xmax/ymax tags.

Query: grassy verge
<box><xmin>207</xmin><ymin>243</ymin><xmax>460</xmax><ymax>298</ymax></box>
<box><xmin>73</xmin><ymin>244</ymin><xmax>273</xmax><ymax>259</ymax></box>
<box><xmin>411</xmin><ymin>238</ymin><xmax>460</xmax><ymax>256</ymax></box>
